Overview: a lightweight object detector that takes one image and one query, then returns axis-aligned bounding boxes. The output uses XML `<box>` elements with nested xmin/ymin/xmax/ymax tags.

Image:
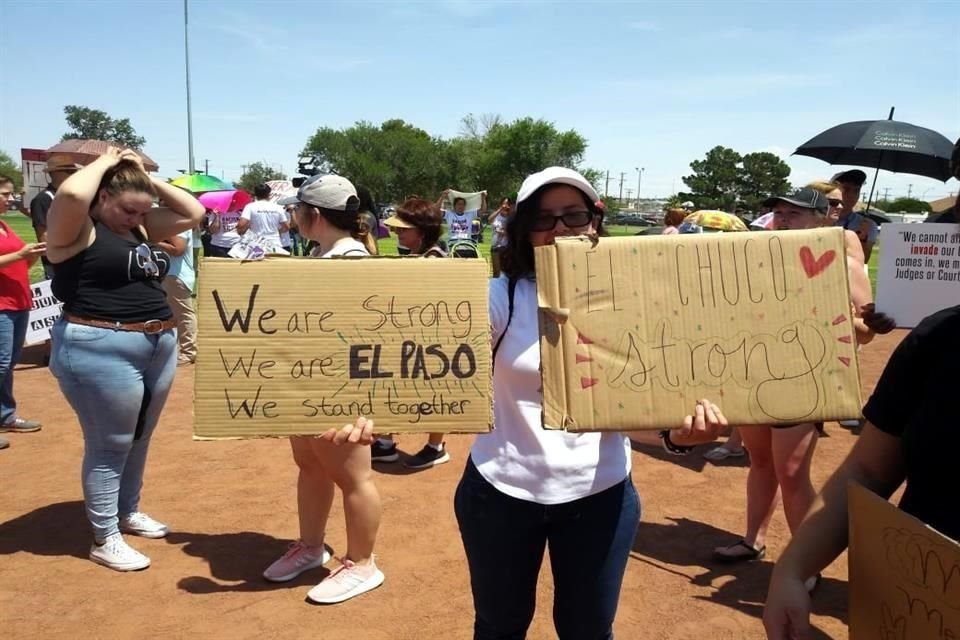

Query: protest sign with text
<box><xmin>25</xmin><ymin>279</ymin><xmax>63</xmax><ymax>346</ymax></box>
<box><xmin>535</xmin><ymin>228</ymin><xmax>862</xmax><ymax>431</ymax></box>
<box><xmin>194</xmin><ymin>257</ymin><xmax>491</xmax><ymax>439</ymax></box>
<box><xmin>877</xmin><ymin>222</ymin><xmax>960</xmax><ymax>328</ymax></box>
<box><xmin>849</xmin><ymin>482</ymin><xmax>959</xmax><ymax>640</ymax></box>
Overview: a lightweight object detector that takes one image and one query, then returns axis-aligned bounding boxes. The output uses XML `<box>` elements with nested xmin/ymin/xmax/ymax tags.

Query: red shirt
<box><xmin>0</xmin><ymin>220</ymin><xmax>33</xmax><ymax>311</ymax></box>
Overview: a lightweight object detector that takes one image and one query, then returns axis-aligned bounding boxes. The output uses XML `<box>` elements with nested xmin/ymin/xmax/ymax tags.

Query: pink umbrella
<box><xmin>198</xmin><ymin>190</ymin><xmax>252</xmax><ymax>213</ymax></box>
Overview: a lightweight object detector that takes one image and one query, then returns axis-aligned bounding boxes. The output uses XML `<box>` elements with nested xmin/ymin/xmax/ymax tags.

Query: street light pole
<box><xmin>635</xmin><ymin>167</ymin><xmax>644</xmax><ymax>210</ymax></box>
<box><xmin>184</xmin><ymin>0</ymin><xmax>196</xmax><ymax>174</ymax></box>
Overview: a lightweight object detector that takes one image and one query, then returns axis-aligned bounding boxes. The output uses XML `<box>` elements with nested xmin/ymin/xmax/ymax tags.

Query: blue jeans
<box><xmin>50</xmin><ymin>319</ymin><xmax>177</xmax><ymax>541</ymax></box>
<box><xmin>455</xmin><ymin>458</ymin><xmax>641</xmax><ymax>640</ymax></box>
<box><xmin>0</xmin><ymin>309</ymin><xmax>29</xmax><ymax>425</ymax></box>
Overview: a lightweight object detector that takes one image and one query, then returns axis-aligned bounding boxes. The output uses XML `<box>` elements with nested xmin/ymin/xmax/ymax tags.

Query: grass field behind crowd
<box><xmin>1</xmin><ymin>213</ymin><xmax>880</xmax><ymax>292</ymax></box>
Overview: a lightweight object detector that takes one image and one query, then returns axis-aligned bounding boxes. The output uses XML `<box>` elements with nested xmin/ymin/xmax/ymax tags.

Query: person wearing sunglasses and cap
<box><xmin>45</xmin><ymin>147</ymin><xmax>204</xmax><ymax>572</ymax></box>
<box><xmin>454</xmin><ymin>167</ymin><xmax>728</xmax><ymax>639</ymax></box>
<box><xmin>713</xmin><ymin>187</ymin><xmax>875</xmax><ymax>586</ymax></box>
<box><xmin>831</xmin><ymin>169</ymin><xmax>879</xmax><ymax>262</ymax></box>
<box><xmin>262</xmin><ymin>174</ymin><xmax>385</xmax><ymax>605</ymax></box>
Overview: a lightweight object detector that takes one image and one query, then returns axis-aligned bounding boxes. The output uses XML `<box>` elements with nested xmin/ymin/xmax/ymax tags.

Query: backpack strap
<box><xmin>491</xmin><ymin>276</ymin><xmax>518</xmax><ymax>371</ymax></box>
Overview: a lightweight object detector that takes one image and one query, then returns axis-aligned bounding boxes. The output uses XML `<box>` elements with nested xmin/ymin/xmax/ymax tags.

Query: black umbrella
<box><xmin>795</xmin><ymin>112</ymin><xmax>954</xmax><ymax>181</ymax></box>
<box><xmin>794</xmin><ymin>106</ymin><xmax>955</xmax><ymax>215</ymax></box>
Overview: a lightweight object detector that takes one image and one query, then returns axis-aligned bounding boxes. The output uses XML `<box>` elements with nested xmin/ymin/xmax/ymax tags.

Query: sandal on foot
<box><xmin>703</xmin><ymin>446</ymin><xmax>746</xmax><ymax>461</ymax></box>
<box><xmin>713</xmin><ymin>540</ymin><xmax>766</xmax><ymax>563</ymax></box>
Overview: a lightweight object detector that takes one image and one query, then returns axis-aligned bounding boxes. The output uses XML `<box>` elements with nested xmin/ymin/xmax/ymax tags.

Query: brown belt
<box><xmin>64</xmin><ymin>313</ymin><xmax>176</xmax><ymax>335</ymax></box>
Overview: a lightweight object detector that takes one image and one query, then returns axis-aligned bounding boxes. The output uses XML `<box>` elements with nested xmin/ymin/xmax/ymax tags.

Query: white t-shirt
<box><xmin>312</xmin><ymin>237</ymin><xmax>369</xmax><ymax>258</ymax></box>
<box><xmin>444</xmin><ymin>209</ymin><xmax>478</xmax><ymax>240</ymax></box>
<box><xmin>469</xmin><ymin>276</ymin><xmax>632</xmax><ymax>505</ymax></box>
<box><xmin>241</xmin><ymin>200</ymin><xmax>287</xmax><ymax>247</ymax></box>
<box><xmin>208</xmin><ymin>210</ymin><xmax>243</xmax><ymax>248</ymax></box>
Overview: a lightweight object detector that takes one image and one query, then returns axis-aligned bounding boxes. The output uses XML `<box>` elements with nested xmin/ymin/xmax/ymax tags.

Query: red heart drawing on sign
<box><xmin>799</xmin><ymin>246</ymin><xmax>836</xmax><ymax>278</ymax></box>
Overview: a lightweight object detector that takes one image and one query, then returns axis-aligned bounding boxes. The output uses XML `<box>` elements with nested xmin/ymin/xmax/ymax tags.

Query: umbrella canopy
<box><xmin>170</xmin><ymin>174</ymin><xmax>234</xmax><ymax>193</ymax></box>
<box><xmin>46</xmin><ymin>139</ymin><xmax>159</xmax><ymax>172</ymax></box>
<box><xmin>198</xmin><ymin>190</ymin><xmax>253</xmax><ymax>213</ymax></box>
<box><xmin>682</xmin><ymin>210</ymin><xmax>748</xmax><ymax>232</ymax></box>
<box><xmin>794</xmin><ymin>119</ymin><xmax>954</xmax><ymax>182</ymax></box>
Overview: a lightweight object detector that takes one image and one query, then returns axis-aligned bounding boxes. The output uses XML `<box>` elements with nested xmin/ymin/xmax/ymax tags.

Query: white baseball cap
<box><xmin>516</xmin><ymin>167</ymin><xmax>600</xmax><ymax>205</ymax></box>
<box><xmin>278</xmin><ymin>174</ymin><xmax>359</xmax><ymax>211</ymax></box>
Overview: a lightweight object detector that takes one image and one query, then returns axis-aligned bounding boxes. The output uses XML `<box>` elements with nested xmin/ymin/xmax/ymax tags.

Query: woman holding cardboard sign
<box><xmin>44</xmin><ymin>147</ymin><xmax>204</xmax><ymax>571</ymax></box>
<box><xmin>454</xmin><ymin>167</ymin><xmax>729</xmax><ymax>639</ymax></box>
<box><xmin>713</xmin><ymin>187</ymin><xmax>875</xmax><ymax>587</ymax></box>
<box><xmin>262</xmin><ymin>174</ymin><xmax>385</xmax><ymax>605</ymax></box>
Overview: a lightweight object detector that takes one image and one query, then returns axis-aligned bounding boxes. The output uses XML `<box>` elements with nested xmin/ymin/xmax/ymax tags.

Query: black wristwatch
<box><xmin>659</xmin><ymin>430</ymin><xmax>695</xmax><ymax>456</ymax></box>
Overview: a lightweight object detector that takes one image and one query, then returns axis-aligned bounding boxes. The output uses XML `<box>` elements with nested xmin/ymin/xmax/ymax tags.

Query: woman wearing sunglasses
<box><xmin>455</xmin><ymin>167</ymin><xmax>728</xmax><ymax>639</ymax></box>
<box><xmin>46</xmin><ymin>148</ymin><xmax>204</xmax><ymax>571</ymax></box>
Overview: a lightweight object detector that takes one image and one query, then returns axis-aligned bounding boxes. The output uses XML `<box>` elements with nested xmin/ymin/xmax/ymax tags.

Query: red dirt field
<box><xmin>0</xmin><ymin>331</ymin><xmax>904</xmax><ymax>640</ymax></box>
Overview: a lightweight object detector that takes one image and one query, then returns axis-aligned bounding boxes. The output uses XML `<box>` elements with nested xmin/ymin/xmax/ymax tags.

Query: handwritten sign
<box><xmin>25</xmin><ymin>280</ymin><xmax>63</xmax><ymax>346</ymax></box>
<box><xmin>877</xmin><ymin>223</ymin><xmax>960</xmax><ymax>328</ymax></box>
<box><xmin>534</xmin><ymin>228</ymin><xmax>862</xmax><ymax>431</ymax></box>
<box><xmin>849</xmin><ymin>482</ymin><xmax>960</xmax><ymax>640</ymax></box>
<box><xmin>194</xmin><ymin>257</ymin><xmax>491</xmax><ymax>439</ymax></box>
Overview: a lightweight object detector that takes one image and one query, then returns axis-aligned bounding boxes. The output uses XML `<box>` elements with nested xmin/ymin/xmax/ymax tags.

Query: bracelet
<box><xmin>659</xmin><ymin>430</ymin><xmax>695</xmax><ymax>456</ymax></box>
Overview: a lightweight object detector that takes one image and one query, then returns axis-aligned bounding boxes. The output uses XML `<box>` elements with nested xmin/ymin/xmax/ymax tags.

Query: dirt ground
<box><xmin>0</xmin><ymin>331</ymin><xmax>904</xmax><ymax>640</ymax></box>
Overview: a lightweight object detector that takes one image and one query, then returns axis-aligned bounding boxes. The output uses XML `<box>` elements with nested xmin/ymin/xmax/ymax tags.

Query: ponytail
<box><xmin>355</xmin><ymin>212</ymin><xmax>379</xmax><ymax>255</ymax></box>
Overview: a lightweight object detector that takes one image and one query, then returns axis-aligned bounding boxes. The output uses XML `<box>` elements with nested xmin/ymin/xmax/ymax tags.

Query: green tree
<box><xmin>682</xmin><ymin>146</ymin><xmax>742</xmax><ymax>211</ymax></box>
<box><xmin>0</xmin><ymin>150</ymin><xmax>22</xmax><ymax>190</ymax></box>
<box><xmin>662</xmin><ymin>194</ymin><xmax>684</xmax><ymax>211</ymax></box>
<box><xmin>237</xmin><ymin>162</ymin><xmax>287</xmax><ymax>193</ymax></box>
<box><xmin>62</xmin><ymin>105</ymin><xmax>146</xmax><ymax>148</ymax></box>
<box><xmin>738</xmin><ymin>152</ymin><xmax>791</xmax><ymax>211</ymax></box>
<box><xmin>886</xmin><ymin>197</ymin><xmax>931</xmax><ymax>213</ymax></box>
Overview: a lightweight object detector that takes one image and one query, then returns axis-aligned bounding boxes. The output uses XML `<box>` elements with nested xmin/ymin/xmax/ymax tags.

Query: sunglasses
<box><xmin>136</xmin><ymin>243</ymin><xmax>160</xmax><ymax>278</ymax></box>
<box><xmin>828</xmin><ymin>199</ymin><xmax>842</xmax><ymax>207</ymax></box>
<box><xmin>531</xmin><ymin>210</ymin><xmax>595</xmax><ymax>232</ymax></box>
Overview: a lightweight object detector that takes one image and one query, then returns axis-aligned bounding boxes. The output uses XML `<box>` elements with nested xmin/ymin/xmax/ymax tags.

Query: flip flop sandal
<box><xmin>712</xmin><ymin>540</ymin><xmax>767</xmax><ymax>563</ymax></box>
<box><xmin>703</xmin><ymin>446</ymin><xmax>747</xmax><ymax>461</ymax></box>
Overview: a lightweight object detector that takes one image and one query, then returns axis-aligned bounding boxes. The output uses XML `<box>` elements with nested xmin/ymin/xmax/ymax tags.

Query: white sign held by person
<box><xmin>25</xmin><ymin>280</ymin><xmax>63</xmax><ymax>346</ymax></box>
<box><xmin>876</xmin><ymin>223</ymin><xmax>960</xmax><ymax>328</ymax></box>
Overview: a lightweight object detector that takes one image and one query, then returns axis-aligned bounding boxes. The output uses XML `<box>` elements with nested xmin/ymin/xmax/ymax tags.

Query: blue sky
<box><xmin>2</xmin><ymin>0</ymin><xmax>958</xmax><ymax>201</ymax></box>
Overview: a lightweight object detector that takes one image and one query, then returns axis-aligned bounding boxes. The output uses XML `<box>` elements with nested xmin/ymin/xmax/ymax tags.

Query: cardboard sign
<box><xmin>877</xmin><ymin>223</ymin><xmax>960</xmax><ymax>328</ymax></box>
<box><xmin>535</xmin><ymin>228</ymin><xmax>862</xmax><ymax>431</ymax></box>
<box><xmin>194</xmin><ymin>257</ymin><xmax>491</xmax><ymax>439</ymax></box>
<box><xmin>25</xmin><ymin>280</ymin><xmax>63</xmax><ymax>346</ymax></box>
<box><xmin>849</xmin><ymin>483</ymin><xmax>960</xmax><ymax>640</ymax></box>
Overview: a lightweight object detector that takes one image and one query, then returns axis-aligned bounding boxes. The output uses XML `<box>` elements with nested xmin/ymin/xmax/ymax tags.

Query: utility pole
<box><xmin>625</xmin><ymin>188</ymin><xmax>634</xmax><ymax>206</ymax></box>
<box><xmin>618</xmin><ymin>172</ymin><xmax>626</xmax><ymax>204</ymax></box>
<box><xmin>882</xmin><ymin>187</ymin><xmax>891</xmax><ymax>202</ymax></box>
<box><xmin>605</xmin><ymin>170</ymin><xmax>611</xmax><ymax>198</ymax></box>
<box><xmin>204</xmin><ymin>159</ymin><xmax>209</xmax><ymax>175</ymax></box>
<box><xmin>183</xmin><ymin>0</ymin><xmax>195</xmax><ymax>174</ymax></box>
<box><xmin>907</xmin><ymin>183</ymin><xmax>913</xmax><ymax>198</ymax></box>
<box><xmin>635</xmin><ymin>167</ymin><xmax>644</xmax><ymax>211</ymax></box>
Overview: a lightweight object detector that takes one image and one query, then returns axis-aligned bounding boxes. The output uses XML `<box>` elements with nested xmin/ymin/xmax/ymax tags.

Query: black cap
<box><xmin>831</xmin><ymin>169</ymin><xmax>867</xmax><ymax>186</ymax></box>
<box><xmin>763</xmin><ymin>187</ymin><xmax>829</xmax><ymax>214</ymax></box>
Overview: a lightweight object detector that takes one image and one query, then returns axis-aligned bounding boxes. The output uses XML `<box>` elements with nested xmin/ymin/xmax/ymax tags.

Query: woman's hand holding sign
<box><xmin>670</xmin><ymin>399</ymin><xmax>728</xmax><ymax>447</ymax></box>
<box><xmin>320</xmin><ymin>416</ymin><xmax>375</xmax><ymax>446</ymax></box>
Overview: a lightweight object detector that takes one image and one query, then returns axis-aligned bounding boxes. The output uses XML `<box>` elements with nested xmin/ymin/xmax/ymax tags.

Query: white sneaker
<box><xmin>120</xmin><ymin>512</ymin><xmax>169</xmax><ymax>539</ymax></box>
<box><xmin>263</xmin><ymin>541</ymin><xmax>333</xmax><ymax>582</ymax></box>
<box><xmin>89</xmin><ymin>533</ymin><xmax>151</xmax><ymax>572</ymax></box>
<box><xmin>306</xmin><ymin>557</ymin><xmax>384</xmax><ymax>604</ymax></box>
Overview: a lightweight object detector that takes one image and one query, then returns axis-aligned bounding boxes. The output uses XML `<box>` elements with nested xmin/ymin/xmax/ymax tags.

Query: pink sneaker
<box><xmin>263</xmin><ymin>541</ymin><xmax>331</xmax><ymax>582</ymax></box>
<box><xmin>306</xmin><ymin>557</ymin><xmax>384</xmax><ymax>604</ymax></box>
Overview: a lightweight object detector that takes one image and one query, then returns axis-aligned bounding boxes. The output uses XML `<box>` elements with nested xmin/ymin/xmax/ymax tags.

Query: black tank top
<box><xmin>52</xmin><ymin>221</ymin><xmax>172</xmax><ymax>322</ymax></box>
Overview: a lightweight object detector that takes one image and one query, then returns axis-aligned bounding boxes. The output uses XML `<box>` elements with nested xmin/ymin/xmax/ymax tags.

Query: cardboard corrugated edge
<box><xmin>192</xmin><ymin>255</ymin><xmax>493</xmax><ymax>440</ymax></box>
<box><xmin>848</xmin><ymin>481</ymin><xmax>960</xmax><ymax>640</ymax></box>
<box><xmin>535</xmin><ymin>229</ymin><xmax>863</xmax><ymax>432</ymax></box>
<box><xmin>535</xmin><ymin>242</ymin><xmax>571</xmax><ymax>430</ymax></box>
